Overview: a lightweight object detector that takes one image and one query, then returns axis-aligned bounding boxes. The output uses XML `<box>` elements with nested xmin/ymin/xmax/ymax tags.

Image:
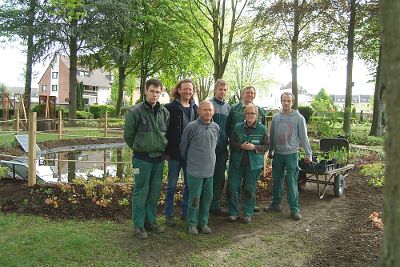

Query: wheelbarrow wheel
<box><xmin>334</xmin><ymin>174</ymin><xmax>345</xmax><ymax>197</ymax></box>
<box><xmin>298</xmin><ymin>171</ymin><xmax>307</xmax><ymax>192</ymax></box>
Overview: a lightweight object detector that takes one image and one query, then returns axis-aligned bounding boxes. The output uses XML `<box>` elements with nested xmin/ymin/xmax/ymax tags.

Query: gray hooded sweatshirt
<box><xmin>269</xmin><ymin>110</ymin><xmax>312</xmax><ymax>158</ymax></box>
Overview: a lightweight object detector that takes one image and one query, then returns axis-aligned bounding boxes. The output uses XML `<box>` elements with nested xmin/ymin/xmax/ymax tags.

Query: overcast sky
<box><xmin>0</xmin><ymin>43</ymin><xmax>375</xmax><ymax>96</ymax></box>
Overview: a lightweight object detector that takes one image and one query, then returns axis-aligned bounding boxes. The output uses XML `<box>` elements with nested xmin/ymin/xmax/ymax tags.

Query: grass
<box><xmin>0</xmin><ymin>213</ymin><xmax>138</xmax><ymax>266</ymax></box>
<box><xmin>0</xmin><ymin>211</ymin><xmax>313</xmax><ymax>266</ymax></box>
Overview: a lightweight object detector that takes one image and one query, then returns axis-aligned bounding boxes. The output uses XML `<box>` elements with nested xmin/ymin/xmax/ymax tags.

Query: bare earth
<box><xmin>0</xmin><ymin>140</ymin><xmax>383</xmax><ymax>266</ymax></box>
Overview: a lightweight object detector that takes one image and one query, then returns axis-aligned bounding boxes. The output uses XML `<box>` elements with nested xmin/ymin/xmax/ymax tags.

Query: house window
<box><xmin>52</xmin><ymin>85</ymin><xmax>58</xmax><ymax>91</ymax></box>
<box><xmin>52</xmin><ymin>72</ymin><xmax>58</xmax><ymax>79</ymax></box>
<box><xmin>84</xmin><ymin>98</ymin><xmax>89</xmax><ymax>105</ymax></box>
<box><xmin>42</xmin><ymin>85</ymin><xmax>47</xmax><ymax>92</ymax></box>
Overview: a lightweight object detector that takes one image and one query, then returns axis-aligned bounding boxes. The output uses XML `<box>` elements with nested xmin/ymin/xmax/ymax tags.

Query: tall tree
<box><xmin>380</xmin><ymin>0</ymin><xmax>400</xmax><ymax>265</ymax></box>
<box><xmin>168</xmin><ymin>0</ymin><xmax>248</xmax><ymax>82</ymax></box>
<box><xmin>369</xmin><ymin>46</ymin><xmax>383</xmax><ymax>136</ymax></box>
<box><xmin>342</xmin><ymin>0</ymin><xmax>356</xmax><ymax>136</ymax></box>
<box><xmin>252</xmin><ymin>0</ymin><xmax>330</xmax><ymax>109</ymax></box>
<box><xmin>0</xmin><ymin>0</ymin><xmax>54</xmax><ymax>113</ymax></box>
<box><xmin>50</xmin><ymin>0</ymin><xmax>98</xmax><ymax>123</ymax></box>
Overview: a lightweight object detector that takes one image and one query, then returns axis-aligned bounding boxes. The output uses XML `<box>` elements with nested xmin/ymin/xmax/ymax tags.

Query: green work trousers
<box><xmin>187</xmin><ymin>173</ymin><xmax>213</xmax><ymax>227</ymax></box>
<box><xmin>271</xmin><ymin>153</ymin><xmax>300</xmax><ymax>214</ymax></box>
<box><xmin>227</xmin><ymin>163</ymin><xmax>260</xmax><ymax>217</ymax></box>
<box><xmin>131</xmin><ymin>158</ymin><xmax>164</xmax><ymax>228</ymax></box>
<box><xmin>210</xmin><ymin>150</ymin><xmax>228</xmax><ymax>212</ymax></box>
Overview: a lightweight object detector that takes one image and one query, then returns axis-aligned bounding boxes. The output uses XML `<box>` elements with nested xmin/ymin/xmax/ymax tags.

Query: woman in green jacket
<box><xmin>226</xmin><ymin>103</ymin><xmax>268</xmax><ymax>223</ymax></box>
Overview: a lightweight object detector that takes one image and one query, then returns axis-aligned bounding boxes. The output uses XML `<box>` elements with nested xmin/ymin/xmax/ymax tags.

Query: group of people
<box><xmin>124</xmin><ymin>78</ymin><xmax>312</xmax><ymax>240</ymax></box>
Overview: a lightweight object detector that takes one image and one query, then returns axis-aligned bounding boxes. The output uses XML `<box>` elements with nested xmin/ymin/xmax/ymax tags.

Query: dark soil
<box><xmin>0</xmin><ymin>142</ymin><xmax>384</xmax><ymax>266</ymax></box>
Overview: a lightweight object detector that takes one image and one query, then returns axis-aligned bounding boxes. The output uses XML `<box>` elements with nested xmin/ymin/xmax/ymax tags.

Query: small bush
<box><xmin>77</xmin><ymin>111</ymin><xmax>94</xmax><ymax>119</ymax></box>
<box><xmin>298</xmin><ymin>106</ymin><xmax>314</xmax><ymax>123</ymax></box>
<box><xmin>89</xmin><ymin>105</ymin><xmax>116</xmax><ymax>118</ymax></box>
<box><xmin>360</xmin><ymin>162</ymin><xmax>384</xmax><ymax>188</ymax></box>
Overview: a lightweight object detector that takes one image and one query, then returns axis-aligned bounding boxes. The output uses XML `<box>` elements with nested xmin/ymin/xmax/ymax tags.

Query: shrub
<box><xmin>77</xmin><ymin>111</ymin><xmax>94</xmax><ymax>119</ymax></box>
<box><xmin>298</xmin><ymin>106</ymin><xmax>314</xmax><ymax>123</ymax></box>
<box><xmin>89</xmin><ymin>105</ymin><xmax>116</xmax><ymax>118</ymax></box>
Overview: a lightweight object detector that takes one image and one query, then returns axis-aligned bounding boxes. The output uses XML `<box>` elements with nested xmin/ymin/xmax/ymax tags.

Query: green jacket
<box><xmin>231</xmin><ymin>122</ymin><xmax>268</xmax><ymax>171</ymax></box>
<box><xmin>124</xmin><ymin>101</ymin><xmax>170</xmax><ymax>155</ymax></box>
<box><xmin>227</xmin><ymin>102</ymin><xmax>266</xmax><ymax>137</ymax></box>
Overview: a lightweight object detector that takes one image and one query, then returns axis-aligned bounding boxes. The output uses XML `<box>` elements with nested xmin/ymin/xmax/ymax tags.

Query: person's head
<box><xmin>280</xmin><ymin>92</ymin><xmax>295</xmax><ymax>113</ymax></box>
<box><xmin>145</xmin><ymin>79</ymin><xmax>163</xmax><ymax>106</ymax></box>
<box><xmin>198</xmin><ymin>100</ymin><xmax>215</xmax><ymax>123</ymax></box>
<box><xmin>244</xmin><ymin>103</ymin><xmax>258</xmax><ymax>125</ymax></box>
<box><xmin>214</xmin><ymin>79</ymin><xmax>228</xmax><ymax>101</ymax></box>
<box><xmin>242</xmin><ymin>86</ymin><xmax>256</xmax><ymax>104</ymax></box>
<box><xmin>172</xmin><ymin>78</ymin><xmax>195</xmax><ymax>102</ymax></box>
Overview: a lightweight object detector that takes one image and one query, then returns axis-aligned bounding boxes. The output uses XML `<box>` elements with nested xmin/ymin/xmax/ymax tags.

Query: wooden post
<box><xmin>58</xmin><ymin>110</ymin><xmax>62</xmax><ymax>140</ymax></box>
<box><xmin>104</xmin><ymin>111</ymin><xmax>108</xmax><ymax>137</ymax></box>
<box><xmin>15</xmin><ymin>104</ymin><xmax>20</xmax><ymax>134</ymax></box>
<box><xmin>28</xmin><ymin>112</ymin><xmax>37</xmax><ymax>187</ymax></box>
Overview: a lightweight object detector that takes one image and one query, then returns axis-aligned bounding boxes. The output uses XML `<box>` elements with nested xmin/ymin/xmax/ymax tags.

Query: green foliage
<box><xmin>310</xmin><ymin>97</ymin><xmax>340</xmax><ymax>137</ymax></box>
<box><xmin>0</xmin><ymin>166</ymin><xmax>8</xmax><ymax>179</ymax></box>
<box><xmin>360</xmin><ymin>162</ymin><xmax>384</xmax><ymax>188</ymax></box>
<box><xmin>89</xmin><ymin>105</ymin><xmax>116</xmax><ymax>118</ymax></box>
<box><xmin>359</xmin><ymin>110</ymin><xmax>364</xmax><ymax>123</ymax></box>
<box><xmin>77</xmin><ymin>82</ymin><xmax>84</xmax><ymax>111</ymax></box>
<box><xmin>348</xmin><ymin>133</ymin><xmax>384</xmax><ymax>146</ymax></box>
<box><xmin>298</xmin><ymin>106</ymin><xmax>314</xmax><ymax>123</ymax></box>
<box><xmin>76</xmin><ymin>111</ymin><xmax>94</xmax><ymax>119</ymax></box>
<box><xmin>314</xmin><ymin>88</ymin><xmax>333</xmax><ymax>104</ymax></box>
<box><xmin>0</xmin><ymin>83</ymin><xmax>6</xmax><ymax>94</ymax></box>
<box><xmin>351</xmin><ymin>106</ymin><xmax>357</xmax><ymax>120</ymax></box>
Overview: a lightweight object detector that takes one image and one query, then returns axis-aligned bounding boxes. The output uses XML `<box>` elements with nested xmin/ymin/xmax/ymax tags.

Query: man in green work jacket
<box><xmin>124</xmin><ymin>78</ymin><xmax>170</xmax><ymax>239</ymax></box>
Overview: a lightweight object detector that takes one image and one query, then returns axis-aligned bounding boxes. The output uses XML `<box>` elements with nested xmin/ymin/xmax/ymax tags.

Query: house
<box><xmin>38</xmin><ymin>55</ymin><xmax>113</xmax><ymax>105</ymax></box>
<box><xmin>330</xmin><ymin>94</ymin><xmax>372</xmax><ymax>113</ymax></box>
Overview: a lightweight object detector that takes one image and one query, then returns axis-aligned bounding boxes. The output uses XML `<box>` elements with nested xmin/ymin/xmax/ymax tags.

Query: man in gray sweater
<box><xmin>264</xmin><ymin>92</ymin><xmax>312</xmax><ymax>220</ymax></box>
<box><xmin>180</xmin><ymin>100</ymin><xmax>220</xmax><ymax>235</ymax></box>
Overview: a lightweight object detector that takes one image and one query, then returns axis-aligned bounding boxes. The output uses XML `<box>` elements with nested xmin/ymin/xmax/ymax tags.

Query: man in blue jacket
<box><xmin>124</xmin><ymin>78</ymin><xmax>170</xmax><ymax>239</ymax></box>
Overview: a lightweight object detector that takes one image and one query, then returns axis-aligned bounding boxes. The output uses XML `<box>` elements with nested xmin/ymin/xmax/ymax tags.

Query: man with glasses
<box><xmin>226</xmin><ymin>86</ymin><xmax>266</xmax><ymax>212</ymax></box>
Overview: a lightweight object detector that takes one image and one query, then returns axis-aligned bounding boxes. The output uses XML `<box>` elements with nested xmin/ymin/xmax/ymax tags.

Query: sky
<box><xmin>0</xmin><ymin>42</ymin><xmax>375</xmax><ymax>96</ymax></box>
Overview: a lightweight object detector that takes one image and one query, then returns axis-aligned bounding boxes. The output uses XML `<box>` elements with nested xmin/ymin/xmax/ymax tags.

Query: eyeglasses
<box><xmin>245</xmin><ymin>112</ymin><xmax>256</xmax><ymax>115</ymax></box>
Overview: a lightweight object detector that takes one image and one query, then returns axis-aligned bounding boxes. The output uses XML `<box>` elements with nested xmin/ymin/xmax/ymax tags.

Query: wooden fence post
<box><xmin>15</xmin><ymin>104</ymin><xmax>20</xmax><ymax>134</ymax></box>
<box><xmin>28</xmin><ymin>112</ymin><xmax>37</xmax><ymax>187</ymax></box>
<box><xmin>58</xmin><ymin>110</ymin><xmax>62</xmax><ymax>140</ymax></box>
<box><xmin>104</xmin><ymin>111</ymin><xmax>108</xmax><ymax>137</ymax></box>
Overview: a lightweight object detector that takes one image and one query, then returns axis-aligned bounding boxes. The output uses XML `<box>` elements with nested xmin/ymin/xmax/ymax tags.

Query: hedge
<box><xmin>89</xmin><ymin>105</ymin><xmax>116</xmax><ymax>118</ymax></box>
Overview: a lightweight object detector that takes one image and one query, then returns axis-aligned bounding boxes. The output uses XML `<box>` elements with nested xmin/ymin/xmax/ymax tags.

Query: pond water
<box><xmin>38</xmin><ymin>146</ymin><xmax>133</xmax><ymax>183</ymax></box>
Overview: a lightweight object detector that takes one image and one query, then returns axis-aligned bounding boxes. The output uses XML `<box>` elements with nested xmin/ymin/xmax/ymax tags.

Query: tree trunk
<box><xmin>139</xmin><ymin>72</ymin><xmax>146</xmax><ymax>103</ymax></box>
<box><xmin>343</xmin><ymin>0</ymin><xmax>356</xmax><ymax>136</ymax></box>
<box><xmin>291</xmin><ymin>0</ymin><xmax>300</xmax><ymax>109</ymax></box>
<box><xmin>68</xmin><ymin>33</ymin><xmax>78</xmax><ymax>125</ymax></box>
<box><xmin>23</xmin><ymin>0</ymin><xmax>37</xmax><ymax>114</ymax></box>
<box><xmin>116</xmin><ymin>65</ymin><xmax>126</xmax><ymax>116</ymax></box>
<box><xmin>379</xmin><ymin>1</ymin><xmax>400</xmax><ymax>266</ymax></box>
<box><xmin>369</xmin><ymin>46</ymin><xmax>383</xmax><ymax>136</ymax></box>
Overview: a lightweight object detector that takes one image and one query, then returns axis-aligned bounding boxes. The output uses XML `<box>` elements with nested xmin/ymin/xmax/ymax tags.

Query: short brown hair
<box><xmin>146</xmin><ymin>78</ymin><xmax>163</xmax><ymax>91</ymax></box>
<box><xmin>281</xmin><ymin>92</ymin><xmax>295</xmax><ymax>101</ymax></box>
<box><xmin>214</xmin><ymin>79</ymin><xmax>228</xmax><ymax>93</ymax></box>
<box><xmin>242</xmin><ymin>85</ymin><xmax>256</xmax><ymax>97</ymax></box>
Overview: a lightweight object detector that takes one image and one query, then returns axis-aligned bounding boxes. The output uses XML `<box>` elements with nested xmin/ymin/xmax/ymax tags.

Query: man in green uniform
<box><xmin>209</xmin><ymin>79</ymin><xmax>230</xmax><ymax>216</ymax></box>
<box><xmin>124</xmin><ymin>78</ymin><xmax>170</xmax><ymax>239</ymax></box>
<box><xmin>227</xmin><ymin>104</ymin><xmax>268</xmax><ymax>223</ymax></box>
<box><xmin>226</xmin><ymin>85</ymin><xmax>266</xmax><ymax>212</ymax></box>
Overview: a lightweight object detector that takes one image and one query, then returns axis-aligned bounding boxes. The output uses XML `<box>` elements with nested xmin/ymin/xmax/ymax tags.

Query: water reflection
<box><xmin>38</xmin><ymin>147</ymin><xmax>132</xmax><ymax>182</ymax></box>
